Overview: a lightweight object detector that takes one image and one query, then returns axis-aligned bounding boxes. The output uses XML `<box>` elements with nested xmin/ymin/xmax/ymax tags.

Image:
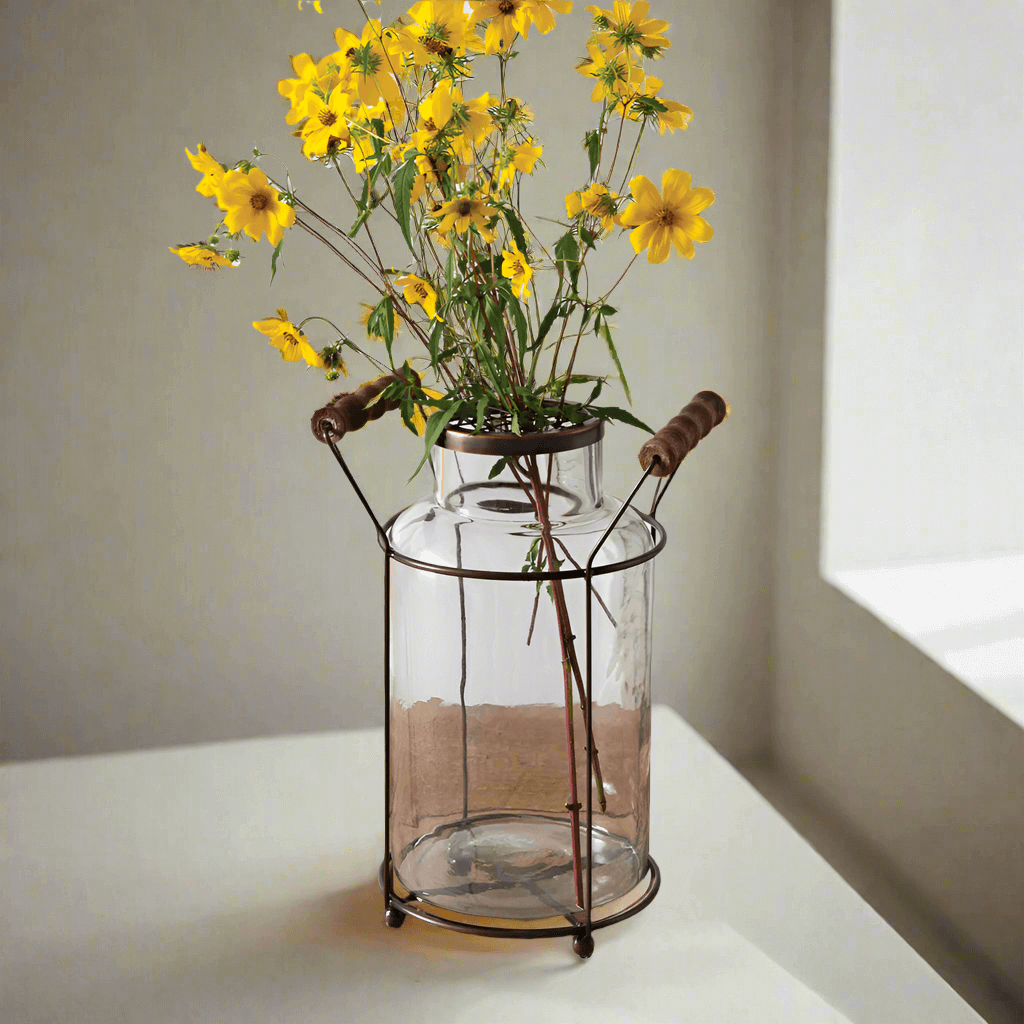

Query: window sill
<box><xmin>830</xmin><ymin>555</ymin><xmax>1024</xmax><ymax>729</ymax></box>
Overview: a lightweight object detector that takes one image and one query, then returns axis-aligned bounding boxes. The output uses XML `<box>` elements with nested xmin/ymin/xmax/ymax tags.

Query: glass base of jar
<box><xmin>394</xmin><ymin>813</ymin><xmax>643</xmax><ymax>920</ymax></box>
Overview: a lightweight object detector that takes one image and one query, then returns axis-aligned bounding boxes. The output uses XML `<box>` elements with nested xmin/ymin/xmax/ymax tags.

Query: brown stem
<box><xmin>521</xmin><ymin>457</ymin><xmax>585</xmax><ymax>908</ymax></box>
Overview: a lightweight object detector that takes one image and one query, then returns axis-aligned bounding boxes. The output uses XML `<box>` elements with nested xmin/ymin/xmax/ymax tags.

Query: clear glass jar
<box><xmin>386</xmin><ymin>422</ymin><xmax>656</xmax><ymax>920</ymax></box>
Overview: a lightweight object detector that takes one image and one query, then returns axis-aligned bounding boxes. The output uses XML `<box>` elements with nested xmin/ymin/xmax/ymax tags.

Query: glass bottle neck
<box><xmin>430</xmin><ymin>441</ymin><xmax>604</xmax><ymax>520</ymax></box>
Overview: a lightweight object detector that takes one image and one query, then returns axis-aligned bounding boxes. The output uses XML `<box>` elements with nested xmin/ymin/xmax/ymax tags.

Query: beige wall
<box><xmin>773</xmin><ymin>0</ymin><xmax>1023</xmax><ymax>997</ymax></box>
<box><xmin>1</xmin><ymin>0</ymin><xmax>777</xmax><ymax>762</ymax></box>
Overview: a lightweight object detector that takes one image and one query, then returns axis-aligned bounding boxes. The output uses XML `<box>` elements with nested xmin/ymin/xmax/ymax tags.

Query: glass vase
<box><xmin>386</xmin><ymin>419</ymin><xmax>657</xmax><ymax>920</ymax></box>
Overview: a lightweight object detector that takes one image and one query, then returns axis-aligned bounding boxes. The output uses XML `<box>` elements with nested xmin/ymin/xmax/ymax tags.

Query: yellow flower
<box><xmin>359</xmin><ymin>302</ymin><xmax>401</xmax><ymax>341</ymax></box>
<box><xmin>565</xmin><ymin>182</ymin><xmax>622</xmax><ymax>233</ymax></box>
<box><xmin>433</xmin><ymin>192</ymin><xmax>500</xmax><ymax>243</ymax></box>
<box><xmin>300</xmin><ymin>86</ymin><xmax>354</xmax><ymax>159</ymax></box>
<box><xmin>471</xmin><ymin>0</ymin><xmax>533</xmax><ymax>53</ymax></box>
<box><xmin>496</xmin><ymin>140</ymin><xmax>542</xmax><ymax>189</ymax></box>
<box><xmin>410</xmin><ymin>386</ymin><xmax>445</xmax><ymax>435</ymax></box>
<box><xmin>333</xmin><ymin>21</ymin><xmax>403</xmax><ymax>117</ymax></box>
<box><xmin>278</xmin><ymin>53</ymin><xmax>351</xmax><ymax>126</ymax></box>
<box><xmin>576</xmin><ymin>44</ymin><xmax>643</xmax><ymax>103</ymax></box>
<box><xmin>185</xmin><ymin>143</ymin><xmax>225</xmax><ymax>198</ymax></box>
<box><xmin>587</xmin><ymin>1</ymin><xmax>671</xmax><ymax>55</ymax></box>
<box><xmin>169</xmin><ymin>244</ymin><xmax>236</xmax><ymax>270</ymax></box>
<box><xmin>217</xmin><ymin>167</ymin><xmax>296</xmax><ymax>245</ymax></box>
<box><xmin>622</xmin><ymin>75</ymin><xmax>692</xmax><ymax>133</ymax></box>
<box><xmin>413</xmin><ymin>81</ymin><xmax>493</xmax><ymax>161</ymax></box>
<box><xmin>405</xmin><ymin>1</ymin><xmax>485</xmax><ymax>65</ymax></box>
<box><xmin>527</xmin><ymin>0</ymin><xmax>574</xmax><ymax>34</ymax></box>
<box><xmin>395</xmin><ymin>274</ymin><xmax>439</xmax><ymax>320</ymax></box>
<box><xmin>619</xmin><ymin>169</ymin><xmax>714</xmax><ymax>263</ymax></box>
<box><xmin>253</xmin><ymin>308</ymin><xmax>324</xmax><ymax>367</ymax></box>
<box><xmin>501</xmin><ymin>240</ymin><xmax>533</xmax><ymax>299</ymax></box>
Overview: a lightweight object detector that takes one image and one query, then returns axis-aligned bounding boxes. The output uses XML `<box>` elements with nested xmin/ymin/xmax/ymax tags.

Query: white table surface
<box><xmin>1</xmin><ymin>706</ymin><xmax>980</xmax><ymax>1024</ymax></box>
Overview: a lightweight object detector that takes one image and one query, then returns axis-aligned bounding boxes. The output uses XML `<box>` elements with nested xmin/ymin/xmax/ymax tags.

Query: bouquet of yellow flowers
<box><xmin>172</xmin><ymin>0</ymin><xmax>714</xmax><ymax>465</ymax></box>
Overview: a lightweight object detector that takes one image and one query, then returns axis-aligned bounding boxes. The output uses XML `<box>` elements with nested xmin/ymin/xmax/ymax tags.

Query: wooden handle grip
<box><xmin>311</xmin><ymin>370</ymin><xmax>420</xmax><ymax>443</ymax></box>
<box><xmin>638</xmin><ymin>390</ymin><xmax>729</xmax><ymax>477</ymax></box>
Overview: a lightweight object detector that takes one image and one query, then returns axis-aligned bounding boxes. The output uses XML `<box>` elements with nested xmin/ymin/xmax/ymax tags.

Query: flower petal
<box><xmin>629</xmin><ymin>174</ymin><xmax>660</xmax><ymax>214</ymax></box>
<box><xmin>661</xmin><ymin>168</ymin><xmax>691</xmax><ymax>207</ymax></box>
<box><xmin>681</xmin><ymin>213</ymin><xmax>713</xmax><ymax>243</ymax></box>
<box><xmin>618</xmin><ymin>201</ymin><xmax>645</xmax><ymax>227</ymax></box>
<box><xmin>647</xmin><ymin>227</ymin><xmax>671</xmax><ymax>264</ymax></box>
<box><xmin>629</xmin><ymin>220</ymin><xmax>656</xmax><ymax>254</ymax></box>
<box><xmin>671</xmin><ymin>226</ymin><xmax>695</xmax><ymax>259</ymax></box>
<box><xmin>681</xmin><ymin>186</ymin><xmax>715</xmax><ymax>215</ymax></box>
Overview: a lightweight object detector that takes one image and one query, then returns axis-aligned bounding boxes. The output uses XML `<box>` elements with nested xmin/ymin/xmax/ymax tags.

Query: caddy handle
<box><xmin>638</xmin><ymin>390</ymin><xmax>730</xmax><ymax>478</ymax></box>
<box><xmin>311</xmin><ymin>370</ymin><xmax>420</xmax><ymax>443</ymax></box>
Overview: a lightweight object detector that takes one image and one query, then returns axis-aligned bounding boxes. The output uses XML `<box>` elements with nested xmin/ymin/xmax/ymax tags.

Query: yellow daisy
<box><xmin>217</xmin><ymin>168</ymin><xmax>296</xmax><ymax>245</ymax></box>
<box><xmin>527</xmin><ymin>0</ymin><xmax>574</xmax><ymax>34</ymax></box>
<box><xmin>618</xmin><ymin>169</ymin><xmax>714</xmax><ymax>263</ymax></box>
<box><xmin>565</xmin><ymin>182</ymin><xmax>623</xmax><ymax>233</ymax></box>
<box><xmin>300</xmin><ymin>86</ymin><xmax>354</xmax><ymax>159</ymax></box>
<box><xmin>471</xmin><ymin>0</ymin><xmax>534</xmax><ymax>53</ymax></box>
<box><xmin>333</xmin><ymin>21</ymin><xmax>403</xmax><ymax>116</ymax></box>
<box><xmin>253</xmin><ymin>308</ymin><xmax>324</xmax><ymax>367</ymax></box>
<box><xmin>496</xmin><ymin>140</ymin><xmax>542</xmax><ymax>189</ymax></box>
<box><xmin>169</xmin><ymin>245</ymin><xmax>236</xmax><ymax>270</ymax></box>
<box><xmin>433</xmin><ymin>192</ymin><xmax>500</xmax><ymax>243</ymax></box>
<box><xmin>588</xmin><ymin>1</ymin><xmax>671</xmax><ymax>55</ymax></box>
<box><xmin>405</xmin><ymin>1</ymin><xmax>485</xmax><ymax>65</ymax></box>
<box><xmin>411</xmin><ymin>385</ymin><xmax>445</xmax><ymax>435</ymax></box>
<box><xmin>185</xmin><ymin>143</ymin><xmax>225</xmax><ymax>198</ymax></box>
<box><xmin>576</xmin><ymin>44</ymin><xmax>643</xmax><ymax>104</ymax></box>
<box><xmin>622</xmin><ymin>75</ymin><xmax>692</xmax><ymax>133</ymax></box>
<box><xmin>501</xmin><ymin>239</ymin><xmax>533</xmax><ymax>299</ymax></box>
<box><xmin>395</xmin><ymin>274</ymin><xmax>439</xmax><ymax>320</ymax></box>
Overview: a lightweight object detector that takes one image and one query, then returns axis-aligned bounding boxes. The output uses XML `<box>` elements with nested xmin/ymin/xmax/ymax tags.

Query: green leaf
<box><xmin>534</xmin><ymin>301</ymin><xmax>561</xmax><ymax>351</ymax></box>
<box><xmin>475</xmin><ymin>396</ymin><xmax>487</xmax><ymax>431</ymax></box>
<box><xmin>593</xmin><ymin>405</ymin><xmax>654</xmax><ymax>433</ymax></box>
<box><xmin>428</xmin><ymin>318</ymin><xmax>443</xmax><ymax>367</ymax></box>
<box><xmin>392</xmin><ymin>157</ymin><xmax>419</xmax><ymax>254</ymax></box>
<box><xmin>498</xmin><ymin>282</ymin><xmax>529</xmax><ymax>360</ymax></box>
<box><xmin>445</xmin><ymin>244</ymin><xmax>456</xmax><ymax>298</ymax></box>
<box><xmin>269</xmin><ymin>238</ymin><xmax>284</xmax><ymax>283</ymax></box>
<box><xmin>502</xmin><ymin>205</ymin><xmax>528</xmax><ymax>255</ymax></box>
<box><xmin>554</xmin><ymin>231</ymin><xmax>581</xmax><ymax>291</ymax></box>
<box><xmin>409</xmin><ymin>401</ymin><xmax>464</xmax><ymax>481</ymax></box>
<box><xmin>585</xmin><ymin>129</ymin><xmax>600</xmax><ymax>179</ymax></box>
<box><xmin>367</xmin><ymin>295</ymin><xmax>395</xmax><ymax>362</ymax></box>
<box><xmin>597</xmin><ymin>318</ymin><xmax>631</xmax><ymax>404</ymax></box>
<box><xmin>488</xmin><ymin>456</ymin><xmax>510</xmax><ymax>479</ymax></box>
<box><xmin>349</xmin><ymin>207</ymin><xmax>372</xmax><ymax>238</ymax></box>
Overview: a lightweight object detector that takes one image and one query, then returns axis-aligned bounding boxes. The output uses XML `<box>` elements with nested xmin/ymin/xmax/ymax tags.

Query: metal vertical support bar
<box><xmin>583</xmin><ymin>561</ymin><xmax>595</xmax><ymax>955</ymax></box>
<box><xmin>577</xmin><ymin>462</ymin><xmax>656</xmax><ymax>958</ymax></box>
<box><xmin>383</xmin><ymin>548</ymin><xmax>404</xmax><ymax>928</ymax></box>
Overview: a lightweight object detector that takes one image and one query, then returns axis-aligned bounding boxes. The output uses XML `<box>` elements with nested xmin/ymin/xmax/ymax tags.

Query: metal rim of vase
<box><xmin>438</xmin><ymin>416</ymin><xmax>604</xmax><ymax>456</ymax></box>
<box><xmin>378</xmin><ymin>854</ymin><xmax>661</xmax><ymax>940</ymax></box>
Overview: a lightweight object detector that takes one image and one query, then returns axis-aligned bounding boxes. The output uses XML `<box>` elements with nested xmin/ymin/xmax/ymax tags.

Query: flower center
<box><xmin>498</xmin><ymin>0</ymin><xmax>516</xmax><ymax>14</ymax></box>
<box><xmin>511</xmin><ymin>259</ymin><xmax>525</xmax><ymax>275</ymax></box>
<box><xmin>319</xmin><ymin>109</ymin><xmax>338</xmax><ymax>127</ymax></box>
<box><xmin>415</xmin><ymin>284</ymin><xmax>428</xmax><ymax>298</ymax></box>
<box><xmin>282</xmin><ymin>332</ymin><xmax>298</xmax><ymax>345</ymax></box>
<box><xmin>656</xmin><ymin>207</ymin><xmax>676</xmax><ymax>228</ymax></box>
<box><xmin>455</xmin><ymin>198</ymin><xmax>474</xmax><ymax>216</ymax></box>
<box><xmin>424</xmin><ymin>117</ymin><xmax>438</xmax><ymax>131</ymax></box>
<box><xmin>249</xmin><ymin>192</ymin><xmax>269</xmax><ymax>211</ymax></box>
<box><xmin>423</xmin><ymin>29</ymin><xmax>454</xmax><ymax>58</ymax></box>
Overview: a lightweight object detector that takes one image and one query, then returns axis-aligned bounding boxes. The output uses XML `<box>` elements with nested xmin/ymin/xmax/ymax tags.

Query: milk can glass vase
<box><xmin>386</xmin><ymin>418</ymin><xmax>657</xmax><ymax>921</ymax></box>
